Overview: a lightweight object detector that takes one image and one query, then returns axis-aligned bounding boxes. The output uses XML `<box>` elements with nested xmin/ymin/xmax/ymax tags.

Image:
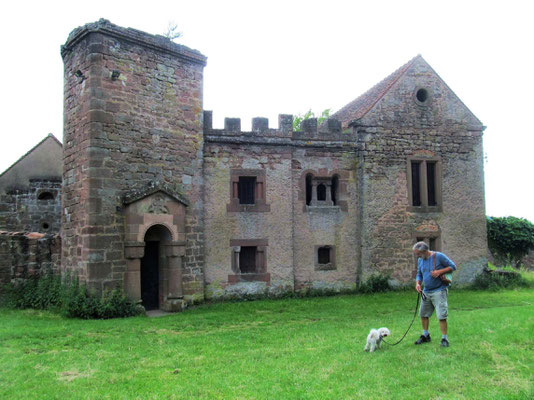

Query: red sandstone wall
<box><xmin>61</xmin><ymin>20</ymin><xmax>206</xmax><ymax>294</ymax></box>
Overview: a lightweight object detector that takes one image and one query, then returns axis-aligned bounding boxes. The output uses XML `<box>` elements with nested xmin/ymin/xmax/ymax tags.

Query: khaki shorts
<box><xmin>420</xmin><ymin>288</ymin><xmax>448</xmax><ymax>320</ymax></box>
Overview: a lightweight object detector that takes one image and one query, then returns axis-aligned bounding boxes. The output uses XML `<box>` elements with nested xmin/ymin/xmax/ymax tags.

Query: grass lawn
<box><xmin>1</xmin><ymin>288</ymin><xmax>533</xmax><ymax>399</ymax></box>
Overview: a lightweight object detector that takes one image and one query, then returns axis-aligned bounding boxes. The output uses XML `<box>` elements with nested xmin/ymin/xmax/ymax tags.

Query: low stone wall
<box><xmin>0</xmin><ymin>231</ymin><xmax>61</xmax><ymax>284</ymax></box>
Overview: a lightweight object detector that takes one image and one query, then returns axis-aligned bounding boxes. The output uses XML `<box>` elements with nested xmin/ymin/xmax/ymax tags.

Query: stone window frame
<box><xmin>228</xmin><ymin>238</ymin><xmax>270</xmax><ymax>283</ymax></box>
<box><xmin>300</xmin><ymin>170</ymin><xmax>348</xmax><ymax>212</ymax></box>
<box><xmin>407</xmin><ymin>156</ymin><xmax>442</xmax><ymax>213</ymax></box>
<box><xmin>315</xmin><ymin>245</ymin><xmax>336</xmax><ymax>271</ymax></box>
<box><xmin>227</xmin><ymin>169</ymin><xmax>270</xmax><ymax>212</ymax></box>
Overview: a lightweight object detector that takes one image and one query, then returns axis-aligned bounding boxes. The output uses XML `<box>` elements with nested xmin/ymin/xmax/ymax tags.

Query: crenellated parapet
<box><xmin>203</xmin><ymin>111</ymin><xmax>356</xmax><ymax>147</ymax></box>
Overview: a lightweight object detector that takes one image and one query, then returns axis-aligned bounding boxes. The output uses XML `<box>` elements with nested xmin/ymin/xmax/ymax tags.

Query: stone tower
<box><xmin>61</xmin><ymin>19</ymin><xmax>207</xmax><ymax>309</ymax></box>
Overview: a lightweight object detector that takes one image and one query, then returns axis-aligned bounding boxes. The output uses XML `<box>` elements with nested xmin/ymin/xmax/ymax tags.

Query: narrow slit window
<box><xmin>426</xmin><ymin>162</ymin><xmax>436</xmax><ymax>206</ymax></box>
<box><xmin>306</xmin><ymin>174</ymin><xmax>313</xmax><ymax>206</ymax></box>
<box><xmin>317</xmin><ymin>184</ymin><xmax>326</xmax><ymax>201</ymax></box>
<box><xmin>331</xmin><ymin>176</ymin><xmax>338</xmax><ymax>206</ymax></box>
<box><xmin>411</xmin><ymin>161</ymin><xmax>421</xmax><ymax>207</ymax></box>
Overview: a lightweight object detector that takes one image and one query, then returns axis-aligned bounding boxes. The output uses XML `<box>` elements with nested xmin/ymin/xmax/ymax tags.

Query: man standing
<box><xmin>413</xmin><ymin>241</ymin><xmax>456</xmax><ymax>347</ymax></box>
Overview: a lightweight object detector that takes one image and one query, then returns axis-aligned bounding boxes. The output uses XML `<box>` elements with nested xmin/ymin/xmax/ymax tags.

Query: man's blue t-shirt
<box><xmin>416</xmin><ymin>251</ymin><xmax>456</xmax><ymax>293</ymax></box>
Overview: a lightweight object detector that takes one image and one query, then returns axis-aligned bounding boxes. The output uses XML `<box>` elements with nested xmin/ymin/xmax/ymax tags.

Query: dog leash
<box><xmin>381</xmin><ymin>292</ymin><xmax>421</xmax><ymax>346</ymax></box>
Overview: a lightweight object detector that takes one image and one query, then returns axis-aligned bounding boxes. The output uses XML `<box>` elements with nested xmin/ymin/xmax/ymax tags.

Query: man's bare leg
<box><xmin>439</xmin><ymin>319</ymin><xmax>447</xmax><ymax>335</ymax></box>
<box><xmin>421</xmin><ymin>317</ymin><xmax>429</xmax><ymax>331</ymax></box>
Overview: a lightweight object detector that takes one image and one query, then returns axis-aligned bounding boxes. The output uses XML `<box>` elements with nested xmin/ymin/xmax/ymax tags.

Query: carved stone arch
<box><xmin>141</xmin><ymin>221</ymin><xmax>177</xmax><ymax>242</ymax></box>
<box><xmin>122</xmin><ymin>188</ymin><xmax>187</xmax><ymax>312</ymax></box>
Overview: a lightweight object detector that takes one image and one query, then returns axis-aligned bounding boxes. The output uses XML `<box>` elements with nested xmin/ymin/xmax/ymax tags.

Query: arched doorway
<box><xmin>141</xmin><ymin>224</ymin><xmax>172</xmax><ymax>310</ymax></box>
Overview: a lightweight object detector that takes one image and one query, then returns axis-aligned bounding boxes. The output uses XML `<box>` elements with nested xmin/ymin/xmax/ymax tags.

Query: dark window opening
<box><xmin>411</xmin><ymin>161</ymin><xmax>421</xmax><ymax>206</ymax></box>
<box><xmin>238</xmin><ymin>177</ymin><xmax>256</xmax><ymax>205</ymax></box>
<box><xmin>331</xmin><ymin>176</ymin><xmax>338</xmax><ymax>206</ymax></box>
<box><xmin>317</xmin><ymin>184</ymin><xmax>326</xmax><ymax>201</ymax></box>
<box><xmin>38</xmin><ymin>192</ymin><xmax>54</xmax><ymax>200</ymax></box>
<box><xmin>41</xmin><ymin>222</ymin><xmax>50</xmax><ymax>231</ymax></box>
<box><xmin>306</xmin><ymin>174</ymin><xmax>313</xmax><ymax>206</ymax></box>
<box><xmin>416</xmin><ymin>88</ymin><xmax>428</xmax><ymax>103</ymax></box>
<box><xmin>239</xmin><ymin>246</ymin><xmax>257</xmax><ymax>273</ymax></box>
<box><xmin>318</xmin><ymin>247</ymin><xmax>331</xmax><ymax>264</ymax></box>
<box><xmin>415</xmin><ymin>237</ymin><xmax>439</xmax><ymax>252</ymax></box>
<box><xmin>426</xmin><ymin>162</ymin><xmax>436</xmax><ymax>206</ymax></box>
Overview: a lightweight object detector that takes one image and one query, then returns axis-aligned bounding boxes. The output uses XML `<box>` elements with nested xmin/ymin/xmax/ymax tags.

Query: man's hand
<box><xmin>430</xmin><ymin>270</ymin><xmax>441</xmax><ymax>278</ymax></box>
<box><xmin>415</xmin><ymin>282</ymin><xmax>422</xmax><ymax>293</ymax></box>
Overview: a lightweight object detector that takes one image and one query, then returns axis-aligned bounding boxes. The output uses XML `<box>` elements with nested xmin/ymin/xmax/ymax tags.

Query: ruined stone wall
<box><xmin>0</xmin><ymin>232</ymin><xmax>61</xmax><ymax>285</ymax></box>
<box><xmin>61</xmin><ymin>20</ymin><xmax>206</xmax><ymax>295</ymax></box>
<box><xmin>203</xmin><ymin>114</ymin><xmax>360</xmax><ymax>297</ymax></box>
<box><xmin>356</xmin><ymin>59</ymin><xmax>487</xmax><ymax>285</ymax></box>
<box><xmin>0</xmin><ymin>179</ymin><xmax>61</xmax><ymax>233</ymax></box>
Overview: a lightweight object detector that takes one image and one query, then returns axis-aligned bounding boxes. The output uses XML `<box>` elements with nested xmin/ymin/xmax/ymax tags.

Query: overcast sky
<box><xmin>1</xmin><ymin>0</ymin><xmax>533</xmax><ymax>221</ymax></box>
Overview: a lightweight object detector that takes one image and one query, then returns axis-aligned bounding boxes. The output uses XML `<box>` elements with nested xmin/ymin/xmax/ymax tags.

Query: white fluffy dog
<box><xmin>364</xmin><ymin>327</ymin><xmax>391</xmax><ymax>352</ymax></box>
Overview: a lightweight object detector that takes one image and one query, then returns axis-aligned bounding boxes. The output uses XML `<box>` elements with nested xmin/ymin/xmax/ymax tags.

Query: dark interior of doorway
<box><xmin>141</xmin><ymin>241</ymin><xmax>159</xmax><ymax>310</ymax></box>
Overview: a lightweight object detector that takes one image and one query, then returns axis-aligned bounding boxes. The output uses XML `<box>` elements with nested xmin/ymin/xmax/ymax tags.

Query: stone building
<box><xmin>2</xmin><ymin>19</ymin><xmax>488</xmax><ymax>311</ymax></box>
<box><xmin>0</xmin><ymin>134</ymin><xmax>62</xmax><ymax>233</ymax></box>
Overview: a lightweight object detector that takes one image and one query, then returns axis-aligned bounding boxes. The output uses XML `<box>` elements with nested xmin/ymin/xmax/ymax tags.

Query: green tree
<box><xmin>293</xmin><ymin>109</ymin><xmax>331</xmax><ymax>131</ymax></box>
<box><xmin>487</xmin><ymin>216</ymin><xmax>534</xmax><ymax>268</ymax></box>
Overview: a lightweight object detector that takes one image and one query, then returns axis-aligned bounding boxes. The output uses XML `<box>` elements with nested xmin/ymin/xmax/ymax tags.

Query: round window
<box><xmin>416</xmin><ymin>89</ymin><xmax>428</xmax><ymax>102</ymax></box>
<box><xmin>414</xmin><ymin>87</ymin><xmax>431</xmax><ymax>106</ymax></box>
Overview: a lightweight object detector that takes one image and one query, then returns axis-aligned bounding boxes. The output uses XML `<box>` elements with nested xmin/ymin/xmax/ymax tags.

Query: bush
<box><xmin>471</xmin><ymin>268</ymin><xmax>529</xmax><ymax>290</ymax></box>
<box><xmin>360</xmin><ymin>274</ymin><xmax>391</xmax><ymax>294</ymax></box>
<box><xmin>1</xmin><ymin>270</ymin><xmax>141</xmax><ymax>319</ymax></box>
<box><xmin>487</xmin><ymin>216</ymin><xmax>534</xmax><ymax>268</ymax></box>
<box><xmin>0</xmin><ymin>269</ymin><xmax>64</xmax><ymax>310</ymax></box>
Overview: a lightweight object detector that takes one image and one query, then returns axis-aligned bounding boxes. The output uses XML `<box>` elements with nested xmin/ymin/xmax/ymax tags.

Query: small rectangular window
<box><xmin>239</xmin><ymin>246</ymin><xmax>257</xmax><ymax>273</ymax></box>
<box><xmin>411</xmin><ymin>161</ymin><xmax>421</xmax><ymax>207</ymax></box>
<box><xmin>318</xmin><ymin>247</ymin><xmax>331</xmax><ymax>264</ymax></box>
<box><xmin>315</xmin><ymin>245</ymin><xmax>336</xmax><ymax>270</ymax></box>
<box><xmin>238</xmin><ymin>177</ymin><xmax>256</xmax><ymax>205</ymax></box>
